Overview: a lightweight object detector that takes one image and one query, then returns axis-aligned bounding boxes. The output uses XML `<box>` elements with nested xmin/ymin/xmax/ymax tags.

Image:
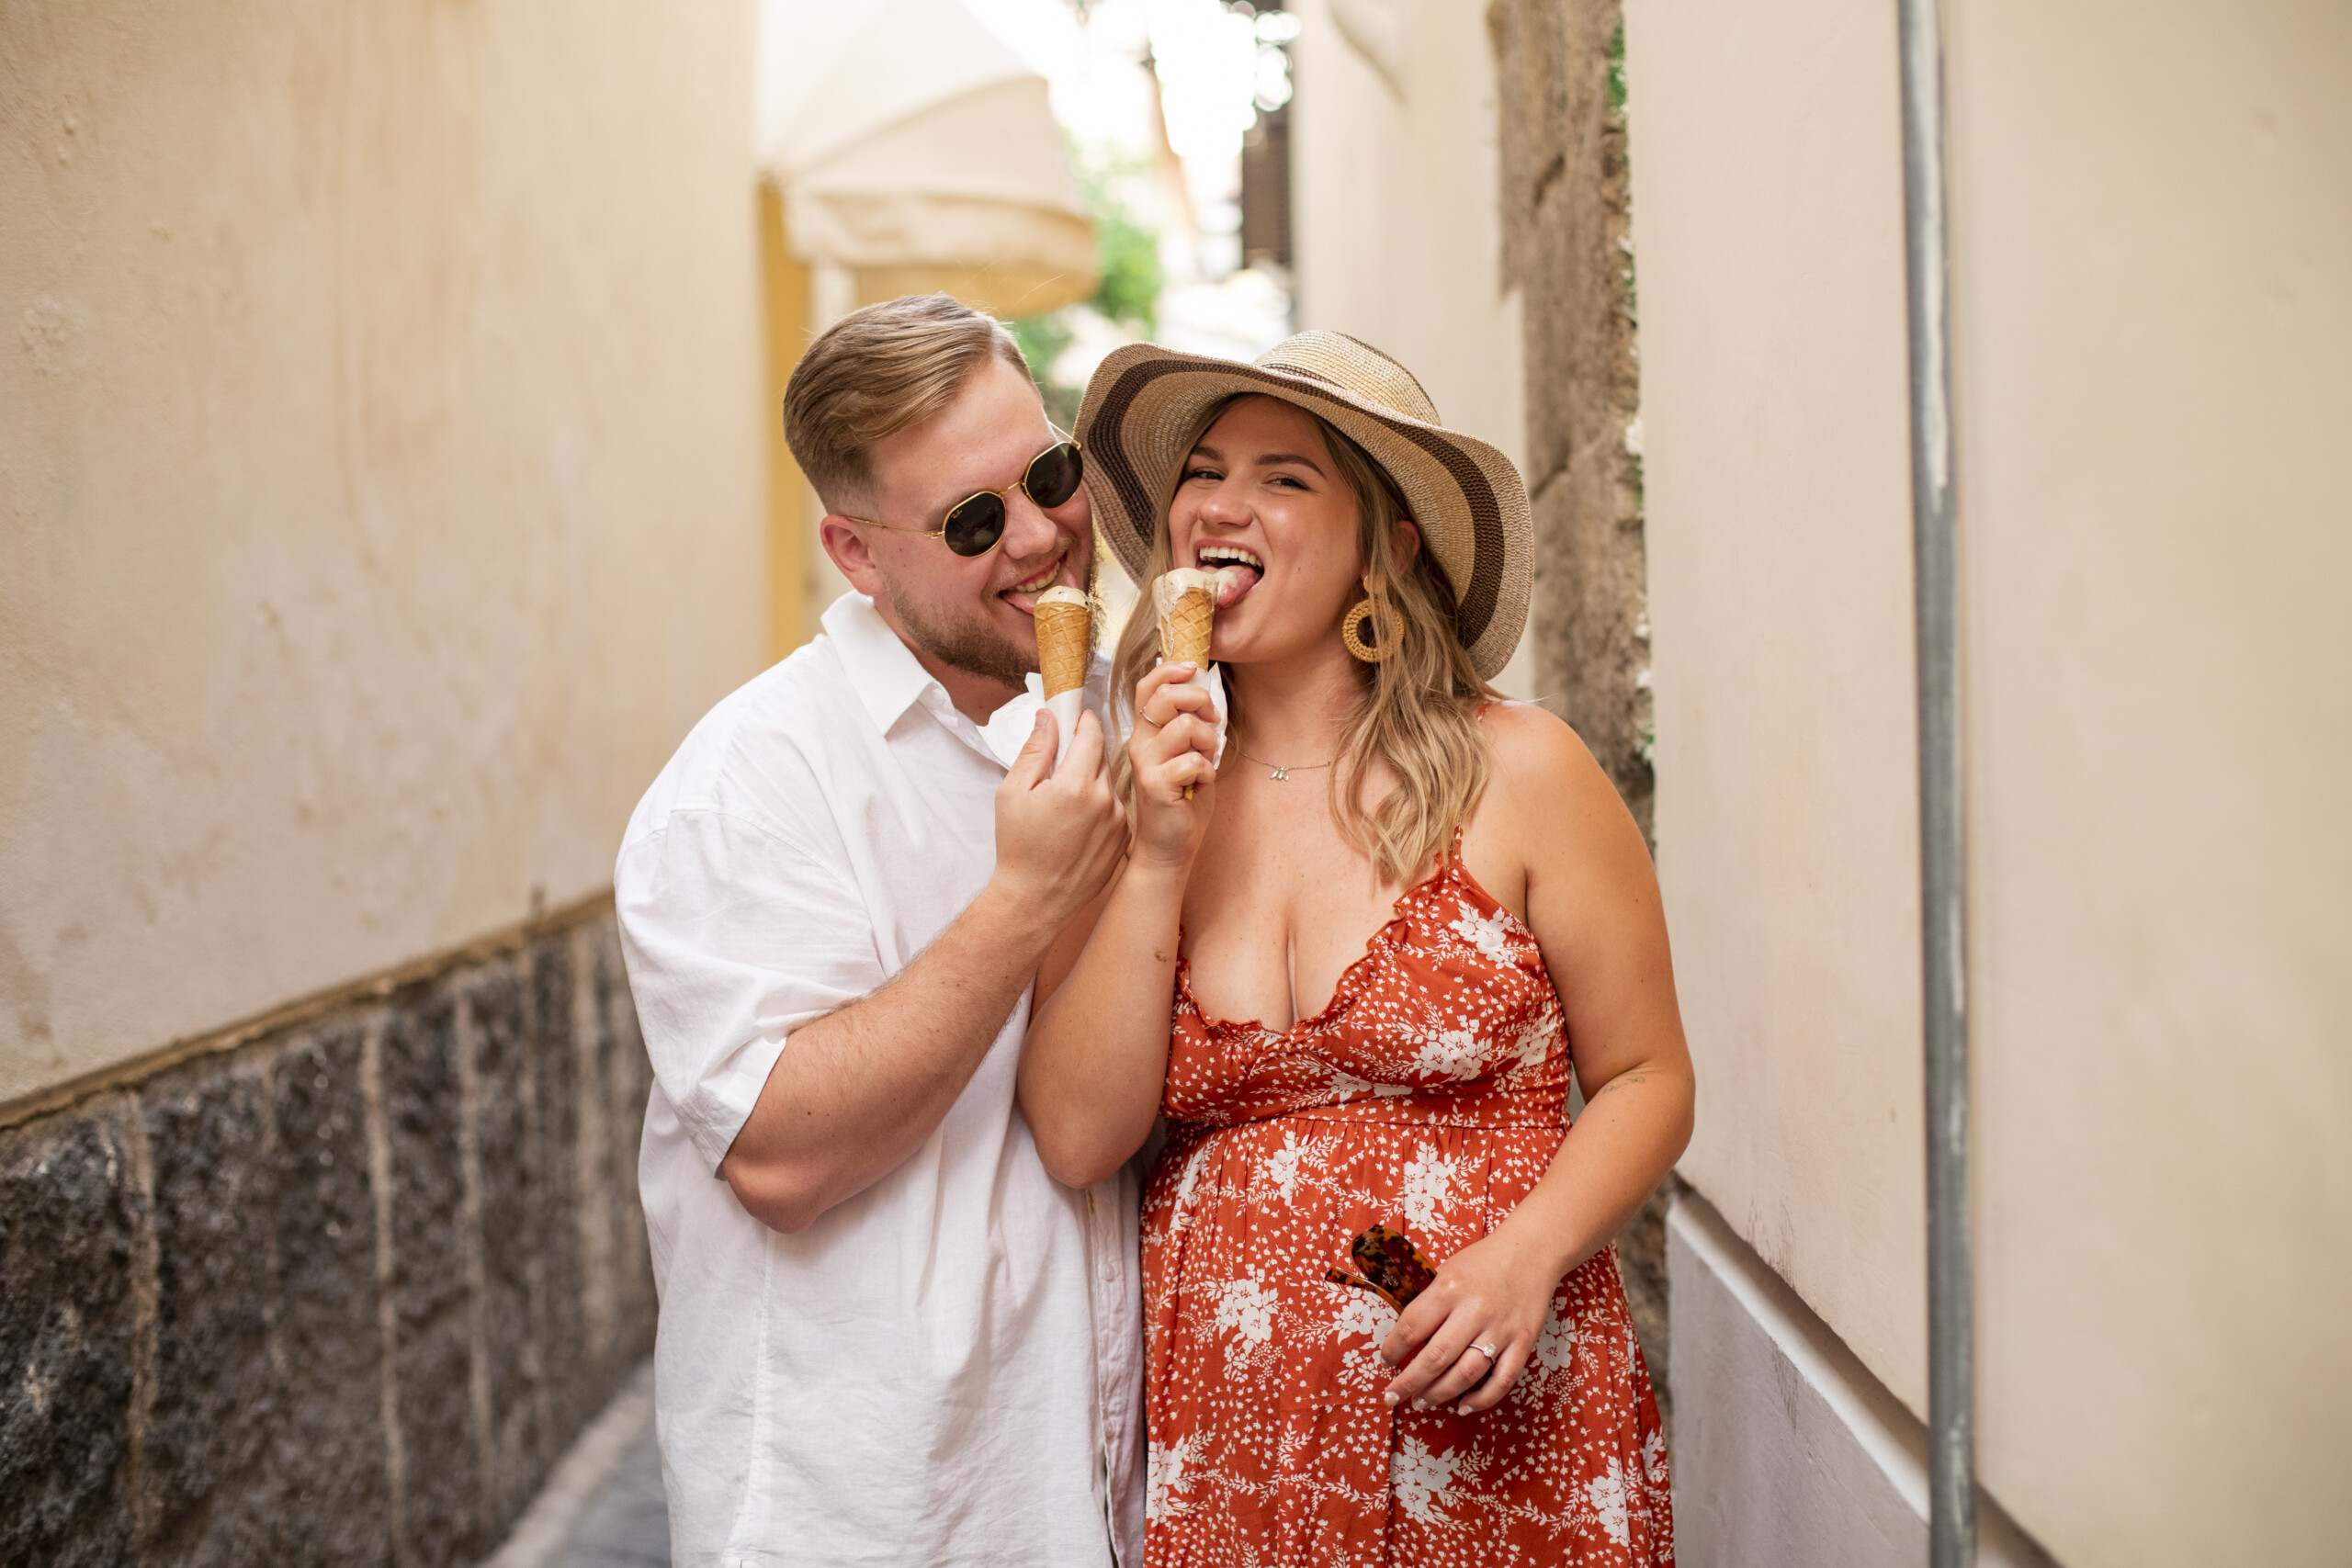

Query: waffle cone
<box><xmin>1035</xmin><ymin>600</ymin><xmax>1091</xmax><ymax>698</ymax></box>
<box><xmin>1160</xmin><ymin>588</ymin><xmax>1215</xmax><ymax>668</ymax></box>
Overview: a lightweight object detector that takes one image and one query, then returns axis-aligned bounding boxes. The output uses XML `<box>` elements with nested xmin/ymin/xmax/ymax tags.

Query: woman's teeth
<box><xmin>1196</xmin><ymin>546</ymin><xmax>1262</xmax><ymax>607</ymax></box>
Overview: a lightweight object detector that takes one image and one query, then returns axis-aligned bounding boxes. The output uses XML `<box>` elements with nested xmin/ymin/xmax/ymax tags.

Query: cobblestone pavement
<box><xmin>548</xmin><ymin>1424</ymin><xmax>670</xmax><ymax>1568</ymax></box>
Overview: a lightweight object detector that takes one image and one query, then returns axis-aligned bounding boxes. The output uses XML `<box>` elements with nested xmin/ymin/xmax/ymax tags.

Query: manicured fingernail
<box><xmin>1455</xmin><ymin>1404</ymin><xmax>1472</xmax><ymax>1416</ymax></box>
<box><xmin>1382</xmin><ymin>1393</ymin><xmax>1400</xmax><ymax>1409</ymax></box>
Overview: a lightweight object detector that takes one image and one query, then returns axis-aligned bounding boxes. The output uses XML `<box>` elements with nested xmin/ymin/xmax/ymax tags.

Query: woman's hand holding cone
<box><xmin>1128</xmin><ymin>661</ymin><xmax>1219</xmax><ymax>872</ymax></box>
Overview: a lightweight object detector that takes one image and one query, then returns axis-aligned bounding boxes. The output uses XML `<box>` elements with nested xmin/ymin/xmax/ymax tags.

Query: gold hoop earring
<box><xmin>1343</xmin><ymin>581</ymin><xmax>1398</xmax><ymax>663</ymax></box>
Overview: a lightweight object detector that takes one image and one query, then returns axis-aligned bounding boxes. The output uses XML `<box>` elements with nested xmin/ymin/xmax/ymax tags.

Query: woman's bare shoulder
<box><xmin>1476</xmin><ymin>699</ymin><xmax>1642</xmax><ymax>855</ymax></box>
<box><xmin>1479</xmin><ymin>700</ymin><xmax>1605</xmax><ymax>792</ymax></box>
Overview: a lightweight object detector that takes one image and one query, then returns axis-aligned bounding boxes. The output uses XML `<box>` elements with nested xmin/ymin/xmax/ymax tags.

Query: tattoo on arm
<box><xmin>1587</xmin><ymin>1072</ymin><xmax>1651</xmax><ymax>1102</ymax></box>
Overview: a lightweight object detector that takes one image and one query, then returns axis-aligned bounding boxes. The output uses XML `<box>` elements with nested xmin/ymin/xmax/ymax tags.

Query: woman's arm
<box><xmin>1017</xmin><ymin>662</ymin><xmax>1223</xmax><ymax>1188</ymax></box>
<box><xmin>1380</xmin><ymin>704</ymin><xmax>1697</xmax><ymax>1414</ymax></box>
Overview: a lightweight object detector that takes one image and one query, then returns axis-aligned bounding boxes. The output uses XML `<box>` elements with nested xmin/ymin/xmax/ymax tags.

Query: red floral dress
<box><xmin>1141</xmin><ymin>839</ymin><xmax>1673</xmax><ymax>1567</ymax></box>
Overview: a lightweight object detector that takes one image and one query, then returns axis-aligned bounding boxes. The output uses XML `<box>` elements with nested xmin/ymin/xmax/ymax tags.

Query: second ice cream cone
<box><xmin>1034</xmin><ymin>587</ymin><xmax>1091</xmax><ymax>699</ymax></box>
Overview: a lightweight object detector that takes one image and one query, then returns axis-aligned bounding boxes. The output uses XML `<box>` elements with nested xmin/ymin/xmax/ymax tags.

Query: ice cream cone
<box><xmin>1034</xmin><ymin>587</ymin><xmax>1091</xmax><ymax>699</ymax></box>
<box><xmin>1153</xmin><ymin>569</ymin><xmax>1226</xmax><ymax>797</ymax></box>
<box><xmin>1161</xmin><ymin>587</ymin><xmax>1214</xmax><ymax>669</ymax></box>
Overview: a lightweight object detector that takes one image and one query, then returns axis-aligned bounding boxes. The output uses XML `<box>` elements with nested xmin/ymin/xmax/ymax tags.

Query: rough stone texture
<box><xmin>1618</xmin><ymin>1173</ymin><xmax>1683</xmax><ymax>1445</ymax></box>
<box><xmin>268</xmin><ymin>1021</ymin><xmax>394</xmax><ymax>1568</ymax></box>
<box><xmin>1490</xmin><ymin>0</ymin><xmax>1653</xmax><ymax>840</ymax></box>
<box><xmin>0</xmin><ymin>905</ymin><xmax>653</xmax><ymax>1568</ymax></box>
<box><xmin>141</xmin><ymin>1059</ymin><xmax>283</xmax><ymax>1566</ymax></box>
<box><xmin>0</xmin><ymin>1103</ymin><xmax>143</xmax><ymax>1568</ymax></box>
<box><xmin>531</xmin><ymin>936</ymin><xmax>594</xmax><ymax>1444</ymax></box>
<box><xmin>469</xmin><ymin>958</ymin><xmax>550</xmax><ymax>1528</ymax></box>
<box><xmin>1491</xmin><ymin>0</ymin><xmax>1674</xmax><ymax>1442</ymax></box>
<box><xmin>384</xmin><ymin>983</ymin><xmax>487</xmax><ymax>1566</ymax></box>
<box><xmin>590</xmin><ymin>928</ymin><xmax>657</xmax><ymax>1373</ymax></box>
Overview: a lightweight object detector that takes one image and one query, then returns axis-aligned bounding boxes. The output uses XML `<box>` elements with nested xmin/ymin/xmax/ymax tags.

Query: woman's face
<box><xmin>1168</xmin><ymin>396</ymin><xmax>1365</xmax><ymax>667</ymax></box>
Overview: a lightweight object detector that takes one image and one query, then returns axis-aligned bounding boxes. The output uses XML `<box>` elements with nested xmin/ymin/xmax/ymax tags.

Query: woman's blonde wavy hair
<box><xmin>1108</xmin><ymin>395</ymin><xmax>1500</xmax><ymax>888</ymax></box>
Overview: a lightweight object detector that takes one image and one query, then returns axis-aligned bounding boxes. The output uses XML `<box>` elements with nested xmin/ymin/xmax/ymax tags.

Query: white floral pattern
<box><xmin>1534</xmin><ymin>1303</ymin><xmax>1581</xmax><ymax>1371</ymax></box>
<box><xmin>1588</xmin><ymin>1456</ymin><xmax>1632</xmax><ymax>1548</ymax></box>
<box><xmin>1411</xmin><ymin>1021</ymin><xmax>1486</xmax><ymax>1079</ymax></box>
<box><xmin>1263</xmin><ymin>1130</ymin><xmax>1305</xmax><ymax>1201</ymax></box>
<box><xmin>1214</xmin><ymin>1279</ymin><xmax>1278</xmax><ymax>1346</ymax></box>
<box><xmin>1447</xmin><ymin>900</ymin><xmax>1521</xmax><ymax>964</ymax></box>
<box><xmin>1400</xmin><ymin>1143</ymin><xmax>1459</xmax><ymax>1232</ymax></box>
<box><xmin>1389</xmin><ymin>1435</ymin><xmax>1465</xmax><ymax>1526</ymax></box>
<box><xmin>1147</xmin><ymin>1432</ymin><xmax>1203</xmax><ymax>1521</ymax></box>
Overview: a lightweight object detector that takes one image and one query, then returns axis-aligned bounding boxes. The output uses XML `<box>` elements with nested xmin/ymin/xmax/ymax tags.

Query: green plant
<box><xmin>1011</xmin><ymin>144</ymin><xmax>1165</xmax><ymax>426</ymax></box>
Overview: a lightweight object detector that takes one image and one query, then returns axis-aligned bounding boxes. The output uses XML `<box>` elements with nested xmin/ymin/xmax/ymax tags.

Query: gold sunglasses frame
<box><xmin>837</xmin><ymin>434</ymin><xmax>1085</xmax><ymax>555</ymax></box>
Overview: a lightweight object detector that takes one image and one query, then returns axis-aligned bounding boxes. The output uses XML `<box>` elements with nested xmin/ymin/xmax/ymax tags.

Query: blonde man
<box><xmin>616</xmin><ymin>295</ymin><xmax>1139</xmax><ymax>1567</ymax></box>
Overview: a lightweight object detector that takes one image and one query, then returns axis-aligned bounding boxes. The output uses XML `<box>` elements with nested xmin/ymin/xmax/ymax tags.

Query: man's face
<box><xmin>826</xmin><ymin>356</ymin><xmax>1095</xmax><ymax>694</ymax></box>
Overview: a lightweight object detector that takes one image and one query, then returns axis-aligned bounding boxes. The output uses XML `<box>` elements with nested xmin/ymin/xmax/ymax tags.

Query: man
<box><xmin>616</xmin><ymin>295</ymin><xmax>1139</xmax><ymax>1566</ymax></box>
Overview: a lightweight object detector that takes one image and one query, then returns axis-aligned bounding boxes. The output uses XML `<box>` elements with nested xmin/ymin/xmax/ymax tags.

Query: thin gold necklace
<box><xmin>1235</xmin><ymin>748</ymin><xmax>1335</xmax><ymax>783</ymax></box>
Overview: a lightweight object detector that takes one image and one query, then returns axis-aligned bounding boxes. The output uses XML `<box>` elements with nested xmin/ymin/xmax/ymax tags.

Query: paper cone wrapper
<box><xmin>1035</xmin><ymin>600</ymin><xmax>1091</xmax><ymax>699</ymax></box>
<box><xmin>1046</xmin><ymin>688</ymin><xmax>1085</xmax><ymax>773</ymax></box>
<box><xmin>1160</xmin><ymin>588</ymin><xmax>1215</xmax><ymax>669</ymax></box>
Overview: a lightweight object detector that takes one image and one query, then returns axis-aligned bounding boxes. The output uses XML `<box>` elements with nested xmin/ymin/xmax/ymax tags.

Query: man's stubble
<box><xmin>889</xmin><ymin>543</ymin><xmax>1100</xmax><ymax>693</ymax></box>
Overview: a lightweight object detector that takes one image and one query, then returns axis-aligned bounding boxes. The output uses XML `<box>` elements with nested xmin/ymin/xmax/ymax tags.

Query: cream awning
<box><xmin>756</xmin><ymin>0</ymin><xmax>1098</xmax><ymax>317</ymax></box>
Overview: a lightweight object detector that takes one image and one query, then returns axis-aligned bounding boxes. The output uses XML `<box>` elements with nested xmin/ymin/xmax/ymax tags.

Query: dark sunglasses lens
<box><xmin>943</xmin><ymin>492</ymin><xmax>1008</xmax><ymax>557</ymax></box>
<box><xmin>1025</xmin><ymin>443</ymin><xmax>1084</xmax><ymax>509</ymax></box>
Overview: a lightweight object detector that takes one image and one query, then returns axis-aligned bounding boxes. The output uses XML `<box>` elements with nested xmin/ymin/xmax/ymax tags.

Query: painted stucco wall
<box><xmin>1624</xmin><ymin>0</ymin><xmax>1931</xmax><ymax>1416</ymax></box>
<box><xmin>0</xmin><ymin>1</ymin><xmax>766</xmax><ymax>1108</ymax></box>
<box><xmin>1948</xmin><ymin>5</ymin><xmax>2352</xmax><ymax>1564</ymax></box>
<box><xmin>1288</xmin><ymin>0</ymin><xmax>1533</xmax><ymax>696</ymax></box>
<box><xmin>1629</xmin><ymin>0</ymin><xmax>2352</xmax><ymax>1562</ymax></box>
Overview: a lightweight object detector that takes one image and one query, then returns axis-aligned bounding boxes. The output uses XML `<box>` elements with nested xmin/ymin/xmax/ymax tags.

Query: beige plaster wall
<box><xmin>0</xmin><ymin>1</ymin><xmax>766</xmax><ymax>1107</ymax></box>
<box><xmin>1632</xmin><ymin>0</ymin><xmax>2351</xmax><ymax>1559</ymax></box>
<box><xmin>1623</xmin><ymin>0</ymin><xmax>1931</xmax><ymax>1415</ymax></box>
<box><xmin>1288</xmin><ymin>0</ymin><xmax>1533</xmax><ymax>696</ymax></box>
<box><xmin>1949</xmin><ymin>4</ymin><xmax>2352</xmax><ymax>1563</ymax></box>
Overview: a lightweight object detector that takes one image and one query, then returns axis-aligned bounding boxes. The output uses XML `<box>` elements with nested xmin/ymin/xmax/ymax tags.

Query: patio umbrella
<box><xmin>756</xmin><ymin>0</ymin><xmax>1099</xmax><ymax>320</ymax></box>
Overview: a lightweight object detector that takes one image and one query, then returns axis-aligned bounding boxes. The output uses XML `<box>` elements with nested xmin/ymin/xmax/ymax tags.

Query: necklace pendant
<box><xmin>1270</xmin><ymin>765</ymin><xmax>1290</xmax><ymax>782</ymax></box>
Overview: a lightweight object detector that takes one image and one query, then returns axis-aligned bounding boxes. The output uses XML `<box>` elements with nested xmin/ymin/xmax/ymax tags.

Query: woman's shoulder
<box><xmin>1477</xmin><ymin>698</ymin><xmax>1598</xmax><ymax>773</ymax></box>
<box><xmin>1473</xmin><ymin>700</ymin><xmax>1620</xmax><ymax>826</ymax></box>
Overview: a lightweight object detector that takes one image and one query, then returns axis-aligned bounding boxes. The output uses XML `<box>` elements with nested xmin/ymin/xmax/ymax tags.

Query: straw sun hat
<box><xmin>1075</xmin><ymin>331</ymin><xmax>1533</xmax><ymax>681</ymax></box>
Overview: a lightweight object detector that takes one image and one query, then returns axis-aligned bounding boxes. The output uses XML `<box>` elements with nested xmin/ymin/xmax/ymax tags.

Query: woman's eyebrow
<box><xmin>1187</xmin><ymin>441</ymin><xmax>1326</xmax><ymax>477</ymax></box>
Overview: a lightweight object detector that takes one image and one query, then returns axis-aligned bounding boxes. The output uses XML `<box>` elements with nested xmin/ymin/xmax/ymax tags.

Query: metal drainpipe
<box><xmin>1882</xmin><ymin>0</ymin><xmax>1975</xmax><ymax>1561</ymax></box>
<box><xmin>1896</xmin><ymin>1</ymin><xmax>1975</xmax><ymax>1565</ymax></box>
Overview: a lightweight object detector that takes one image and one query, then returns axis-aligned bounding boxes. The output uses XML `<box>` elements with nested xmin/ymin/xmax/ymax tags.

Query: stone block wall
<box><xmin>1489</xmin><ymin>0</ymin><xmax>1651</xmax><ymax>842</ymax></box>
<box><xmin>1488</xmin><ymin>0</ymin><xmax>1675</xmax><ymax>1433</ymax></box>
<box><xmin>0</xmin><ymin>906</ymin><xmax>654</xmax><ymax>1568</ymax></box>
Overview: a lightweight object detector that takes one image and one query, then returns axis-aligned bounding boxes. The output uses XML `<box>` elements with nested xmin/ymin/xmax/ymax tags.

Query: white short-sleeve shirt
<box><xmin>616</xmin><ymin>592</ymin><xmax>1142</xmax><ymax>1568</ymax></box>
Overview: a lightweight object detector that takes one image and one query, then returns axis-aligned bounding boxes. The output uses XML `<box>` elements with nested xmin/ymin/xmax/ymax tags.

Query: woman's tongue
<box><xmin>1210</xmin><ymin>563</ymin><xmax>1260</xmax><ymax>609</ymax></box>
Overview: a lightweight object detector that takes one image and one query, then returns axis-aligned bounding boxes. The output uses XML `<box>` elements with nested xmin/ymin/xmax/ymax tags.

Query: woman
<box><xmin>1022</xmin><ymin>333</ymin><xmax>1691</xmax><ymax>1566</ymax></box>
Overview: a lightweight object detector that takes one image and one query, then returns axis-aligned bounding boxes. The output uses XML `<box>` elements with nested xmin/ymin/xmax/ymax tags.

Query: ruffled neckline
<box><xmin>1174</xmin><ymin>838</ymin><xmax>1536</xmax><ymax>1038</ymax></box>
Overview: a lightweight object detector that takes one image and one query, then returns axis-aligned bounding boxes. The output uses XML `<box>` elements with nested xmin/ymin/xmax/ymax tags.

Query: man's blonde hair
<box><xmin>783</xmin><ymin>294</ymin><xmax>1030</xmax><ymax>511</ymax></box>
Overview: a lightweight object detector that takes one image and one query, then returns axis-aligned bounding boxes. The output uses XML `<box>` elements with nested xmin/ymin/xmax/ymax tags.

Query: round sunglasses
<box><xmin>841</xmin><ymin>436</ymin><xmax>1085</xmax><ymax>558</ymax></box>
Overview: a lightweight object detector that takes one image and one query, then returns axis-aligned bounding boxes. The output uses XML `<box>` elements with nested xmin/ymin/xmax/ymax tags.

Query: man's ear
<box><xmin>820</xmin><ymin>515</ymin><xmax>889</xmax><ymax>602</ymax></box>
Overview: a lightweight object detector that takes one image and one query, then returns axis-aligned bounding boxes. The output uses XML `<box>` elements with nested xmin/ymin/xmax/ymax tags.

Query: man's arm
<box><xmin>718</xmin><ymin>708</ymin><xmax>1125</xmax><ymax>1233</ymax></box>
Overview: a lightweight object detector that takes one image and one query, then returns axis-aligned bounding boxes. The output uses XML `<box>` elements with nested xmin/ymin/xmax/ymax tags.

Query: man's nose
<box><xmin>999</xmin><ymin>486</ymin><xmax>1063</xmax><ymax>564</ymax></box>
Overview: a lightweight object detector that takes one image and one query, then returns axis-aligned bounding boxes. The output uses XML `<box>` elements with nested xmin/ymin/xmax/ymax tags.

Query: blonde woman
<box><xmin>1018</xmin><ymin>335</ymin><xmax>1691</xmax><ymax>1566</ymax></box>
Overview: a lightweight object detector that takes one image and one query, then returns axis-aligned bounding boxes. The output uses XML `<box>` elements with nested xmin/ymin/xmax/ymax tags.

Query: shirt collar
<box><xmin>820</xmin><ymin>591</ymin><xmax>1042</xmax><ymax>769</ymax></box>
<box><xmin>822</xmin><ymin>592</ymin><xmax>935</xmax><ymax>735</ymax></box>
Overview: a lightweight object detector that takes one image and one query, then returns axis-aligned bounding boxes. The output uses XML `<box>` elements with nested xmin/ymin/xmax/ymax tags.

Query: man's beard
<box><xmin>888</xmin><ymin>547</ymin><xmax>1098</xmax><ymax>691</ymax></box>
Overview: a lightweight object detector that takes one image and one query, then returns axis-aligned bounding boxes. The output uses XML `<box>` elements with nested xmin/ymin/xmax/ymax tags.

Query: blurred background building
<box><xmin>3</xmin><ymin>2</ymin><xmax>2346</xmax><ymax>1566</ymax></box>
